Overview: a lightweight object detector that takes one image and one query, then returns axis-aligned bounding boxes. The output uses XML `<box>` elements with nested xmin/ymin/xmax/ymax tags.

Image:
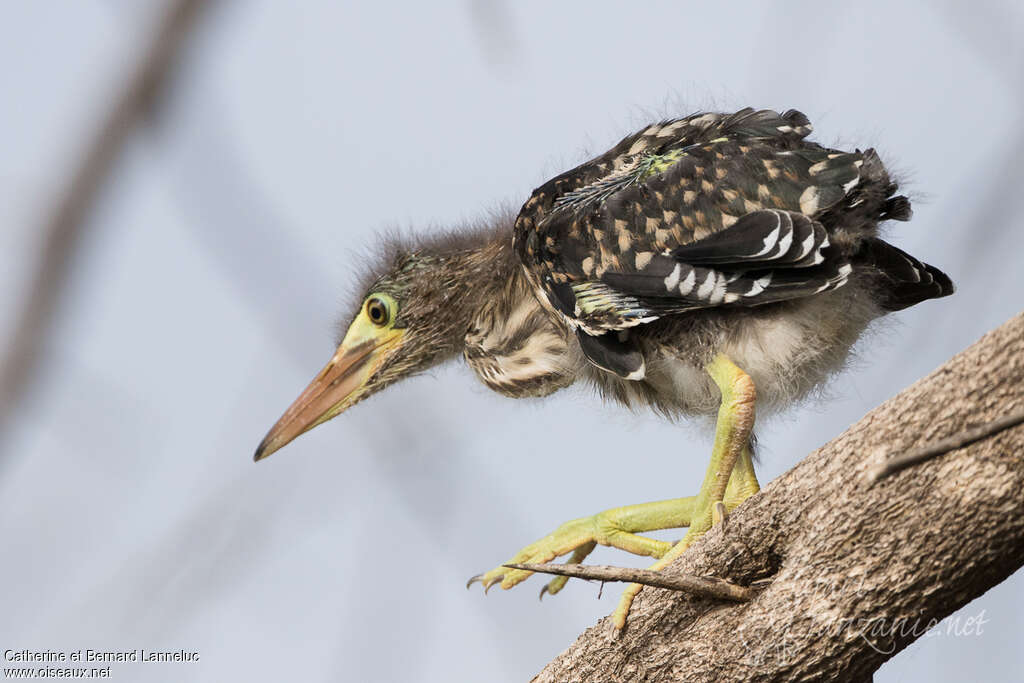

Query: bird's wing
<box><xmin>514</xmin><ymin>108</ymin><xmax>894</xmax><ymax>335</ymax></box>
<box><xmin>573</xmin><ymin>209</ymin><xmax>851</xmax><ymax>326</ymax></box>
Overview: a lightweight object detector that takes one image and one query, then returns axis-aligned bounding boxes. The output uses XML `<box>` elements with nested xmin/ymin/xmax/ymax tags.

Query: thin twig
<box><xmin>503</xmin><ymin>563</ymin><xmax>753</xmax><ymax>602</ymax></box>
<box><xmin>867</xmin><ymin>408</ymin><xmax>1024</xmax><ymax>484</ymax></box>
<box><xmin>0</xmin><ymin>0</ymin><xmax>212</xmax><ymax>447</ymax></box>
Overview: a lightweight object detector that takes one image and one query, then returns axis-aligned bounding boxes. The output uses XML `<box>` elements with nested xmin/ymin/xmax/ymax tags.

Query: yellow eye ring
<box><xmin>366</xmin><ymin>297</ymin><xmax>390</xmax><ymax>326</ymax></box>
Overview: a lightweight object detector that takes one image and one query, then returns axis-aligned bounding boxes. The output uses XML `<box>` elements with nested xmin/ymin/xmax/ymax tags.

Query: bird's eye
<box><xmin>366</xmin><ymin>297</ymin><xmax>390</xmax><ymax>326</ymax></box>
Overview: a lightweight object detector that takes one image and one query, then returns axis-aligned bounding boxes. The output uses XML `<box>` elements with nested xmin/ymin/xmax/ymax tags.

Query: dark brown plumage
<box><xmin>412</xmin><ymin>108</ymin><xmax>949</xmax><ymax>416</ymax></box>
<box><xmin>256</xmin><ymin>106</ymin><xmax>954</xmax><ymax>447</ymax></box>
<box><xmin>254</xmin><ymin>107</ymin><xmax>953</xmax><ymax>626</ymax></box>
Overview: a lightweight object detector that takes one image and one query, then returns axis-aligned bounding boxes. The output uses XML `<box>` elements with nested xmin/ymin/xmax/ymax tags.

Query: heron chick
<box><xmin>255</xmin><ymin>108</ymin><xmax>952</xmax><ymax>628</ymax></box>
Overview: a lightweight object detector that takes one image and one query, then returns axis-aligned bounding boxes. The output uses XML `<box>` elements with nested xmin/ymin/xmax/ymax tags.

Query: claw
<box><xmin>468</xmin><ymin>571</ymin><xmax>505</xmax><ymax>594</ymax></box>
<box><xmin>474</xmin><ymin>502</ymin><xmax>686</xmax><ymax>615</ymax></box>
<box><xmin>543</xmin><ymin>575</ymin><xmax>570</xmax><ymax>598</ymax></box>
<box><xmin>712</xmin><ymin>501</ymin><xmax>728</xmax><ymax>528</ymax></box>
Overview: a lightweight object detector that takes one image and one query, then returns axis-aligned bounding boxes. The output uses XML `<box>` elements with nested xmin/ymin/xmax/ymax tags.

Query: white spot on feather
<box><xmin>746</xmin><ymin>274</ymin><xmax>772</xmax><ymax>296</ymax></box>
<box><xmin>776</xmin><ymin>227</ymin><xmax>793</xmax><ymax>258</ymax></box>
<box><xmin>798</xmin><ymin>232</ymin><xmax>816</xmax><ymax>259</ymax></box>
<box><xmin>664</xmin><ymin>263</ymin><xmax>682</xmax><ymax>290</ymax></box>
<box><xmin>800</xmin><ymin>186</ymin><xmax>820</xmax><ymax>215</ymax></box>
<box><xmin>656</xmin><ymin>120</ymin><xmax>686</xmax><ymax>137</ymax></box>
<box><xmin>708</xmin><ymin>272</ymin><xmax>727</xmax><ymax>304</ymax></box>
<box><xmin>628</xmin><ymin>138</ymin><xmax>651</xmax><ymax>155</ymax></box>
<box><xmin>678</xmin><ymin>268</ymin><xmax>697</xmax><ymax>295</ymax></box>
<box><xmin>689</xmin><ymin>113</ymin><xmax>716</xmax><ymax>127</ymax></box>
<box><xmin>808</xmin><ymin>160</ymin><xmax>829</xmax><ymax>174</ymax></box>
<box><xmin>697</xmin><ymin>271</ymin><xmax>717</xmax><ymax>300</ymax></box>
<box><xmin>618</xmin><ymin>232</ymin><xmax>632</xmax><ymax>252</ymax></box>
<box><xmin>625</xmin><ymin>365</ymin><xmax>646</xmax><ymax>381</ymax></box>
<box><xmin>753</xmin><ymin>214</ymin><xmax>782</xmax><ymax>256</ymax></box>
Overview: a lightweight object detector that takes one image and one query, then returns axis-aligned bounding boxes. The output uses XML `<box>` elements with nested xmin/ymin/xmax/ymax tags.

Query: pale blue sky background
<box><xmin>1</xmin><ymin>1</ymin><xmax>1022</xmax><ymax>681</ymax></box>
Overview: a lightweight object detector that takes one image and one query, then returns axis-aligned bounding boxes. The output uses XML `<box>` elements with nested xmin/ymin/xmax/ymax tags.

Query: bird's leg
<box><xmin>471</xmin><ymin>449</ymin><xmax>759</xmax><ymax>598</ymax></box>
<box><xmin>471</xmin><ymin>356</ymin><xmax>760</xmax><ymax>609</ymax></box>
<box><xmin>470</xmin><ymin>496</ymin><xmax>697</xmax><ymax>594</ymax></box>
<box><xmin>725</xmin><ymin>439</ymin><xmax>761</xmax><ymax>504</ymax></box>
<box><xmin>715</xmin><ymin>445</ymin><xmax>760</xmax><ymax>525</ymax></box>
<box><xmin>612</xmin><ymin>353</ymin><xmax>757</xmax><ymax>629</ymax></box>
<box><xmin>539</xmin><ymin>451</ymin><xmax>760</xmax><ymax>597</ymax></box>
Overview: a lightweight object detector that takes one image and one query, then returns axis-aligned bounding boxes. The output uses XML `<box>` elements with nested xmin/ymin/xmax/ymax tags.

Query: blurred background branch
<box><xmin>0</xmin><ymin>0</ymin><xmax>213</xmax><ymax>453</ymax></box>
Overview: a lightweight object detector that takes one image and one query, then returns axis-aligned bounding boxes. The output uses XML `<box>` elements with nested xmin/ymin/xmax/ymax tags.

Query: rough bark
<box><xmin>534</xmin><ymin>313</ymin><xmax>1024</xmax><ymax>683</ymax></box>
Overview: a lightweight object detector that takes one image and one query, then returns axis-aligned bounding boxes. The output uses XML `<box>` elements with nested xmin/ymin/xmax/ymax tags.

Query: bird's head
<box><xmin>254</xmin><ymin>219</ymin><xmax>512</xmax><ymax>462</ymax></box>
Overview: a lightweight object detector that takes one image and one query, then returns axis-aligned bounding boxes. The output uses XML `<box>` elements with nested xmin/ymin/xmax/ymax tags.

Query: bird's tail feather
<box><xmin>856</xmin><ymin>238</ymin><xmax>953</xmax><ymax>311</ymax></box>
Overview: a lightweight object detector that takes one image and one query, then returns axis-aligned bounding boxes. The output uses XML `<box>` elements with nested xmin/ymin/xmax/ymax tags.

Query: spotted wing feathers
<box><xmin>567</xmin><ymin>210</ymin><xmax>849</xmax><ymax>331</ymax></box>
<box><xmin>552</xmin><ymin>157</ymin><xmax>646</xmax><ymax>214</ymax></box>
<box><xmin>546</xmin><ymin>109</ymin><xmax>813</xmax><ymax>219</ymax></box>
<box><xmin>669</xmin><ymin>210</ymin><xmax>829</xmax><ymax>268</ymax></box>
<box><xmin>513</xmin><ymin>107</ymin><xmax>944</xmax><ymax>346</ymax></box>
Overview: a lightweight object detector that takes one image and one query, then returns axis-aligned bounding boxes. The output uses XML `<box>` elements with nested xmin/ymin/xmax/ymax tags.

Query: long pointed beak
<box><xmin>253</xmin><ymin>335</ymin><xmax>397</xmax><ymax>461</ymax></box>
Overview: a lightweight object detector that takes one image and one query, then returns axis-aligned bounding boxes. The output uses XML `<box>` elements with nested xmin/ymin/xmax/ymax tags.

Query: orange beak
<box><xmin>253</xmin><ymin>330</ymin><xmax>402</xmax><ymax>461</ymax></box>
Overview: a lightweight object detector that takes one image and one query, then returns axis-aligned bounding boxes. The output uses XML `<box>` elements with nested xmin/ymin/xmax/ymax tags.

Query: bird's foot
<box><xmin>712</xmin><ymin>501</ymin><xmax>729</xmax><ymax>527</ymax></box>
<box><xmin>611</xmin><ymin>511</ymin><xmax>714</xmax><ymax>629</ymax></box>
<box><xmin>471</xmin><ymin>354</ymin><xmax>763</xmax><ymax>629</ymax></box>
<box><xmin>467</xmin><ymin>497</ymin><xmax>696</xmax><ymax>597</ymax></box>
<box><xmin>611</xmin><ymin>446</ymin><xmax>761</xmax><ymax>629</ymax></box>
<box><xmin>608</xmin><ymin>355</ymin><xmax>760</xmax><ymax>629</ymax></box>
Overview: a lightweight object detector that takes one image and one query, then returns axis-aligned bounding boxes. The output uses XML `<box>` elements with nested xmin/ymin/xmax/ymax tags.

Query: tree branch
<box><xmin>0</xmin><ymin>0</ymin><xmax>212</xmax><ymax>449</ymax></box>
<box><xmin>534</xmin><ymin>312</ymin><xmax>1024</xmax><ymax>682</ymax></box>
<box><xmin>866</xmin><ymin>408</ymin><xmax>1024</xmax><ymax>483</ymax></box>
<box><xmin>505</xmin><ymin>563</ymin><xmax>755</xmax><ymax>602</ymax></box>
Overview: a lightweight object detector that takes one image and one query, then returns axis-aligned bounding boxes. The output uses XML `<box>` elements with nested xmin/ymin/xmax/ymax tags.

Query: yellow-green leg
<box><xmin>470</xmin><ymin>448</ymin><xmax>758</xmax><ymax>597</ymax></box>
<box><xmin>725</xmin><ymin>440</ymin><xmax>761</xmax><ymax>505</ymax></box>
<box><xmin>536</xmin><ymin>448</ymin><xmax>760</xmax><ymax>598</ymax></box>
<box><xmin>612</xmin><ymin>353</ymin><xmax>758</xmax><ymax>628</ymax></box>
<box><xmin>470</xmin><ymin>353</ymin><xmax>760</xmax><ymax>622</ymax></box>
<box><xmin>470</xmin><ymin>496</ymin><xmax>697</xmax><ymax>594</ymax></box>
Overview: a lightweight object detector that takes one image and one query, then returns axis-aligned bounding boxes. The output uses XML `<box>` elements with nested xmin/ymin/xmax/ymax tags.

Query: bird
<box><xmin>253</xmin><ymin>107</ymin><xmax>953</xmax><ymax>629</ymax></box>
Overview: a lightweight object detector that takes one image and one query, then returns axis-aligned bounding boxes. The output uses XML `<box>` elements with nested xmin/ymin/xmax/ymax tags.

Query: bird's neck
<box><xmin>401</xmin><ymin>218</ymin><xmax>529</xmax><ymax>365</ymax></box>
<box><xmin>436</xmin><ymin>235</ymin><xmax>524</xmax><ymax>339</ymax></box>
<box><xmin>411</xmin><ymin>224</ymin><xmax>577</xmax><ymax>396</ymax></box>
